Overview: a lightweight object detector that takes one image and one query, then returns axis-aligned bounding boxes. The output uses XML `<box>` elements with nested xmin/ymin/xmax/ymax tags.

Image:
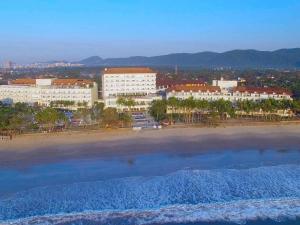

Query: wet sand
<box><xmin>0</xmin><ymin>124</ymin><xmax>300</xmax><ymax>168</ymax></box>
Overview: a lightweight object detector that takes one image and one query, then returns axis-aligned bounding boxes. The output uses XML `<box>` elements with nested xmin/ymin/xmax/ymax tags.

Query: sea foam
<box><xmin>5</xmin><ymin>198</ymin><xmax>300</xmax><ymax>225</ymax></box>
<box><xmin>1</xmin><ymin>165</ymin><xmax>300</xmax><ymax>224</ymax></box>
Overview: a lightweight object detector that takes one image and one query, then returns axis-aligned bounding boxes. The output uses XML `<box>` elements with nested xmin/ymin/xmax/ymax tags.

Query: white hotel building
<box><xmin>0</xmin><ymin>78</ymin><xmax>98</xmax><ymax>109</ymax></box>
<box><xmin>102</xmin><ymin>67</ymin><xmax>161</xmax><ymax>110</ymax></box>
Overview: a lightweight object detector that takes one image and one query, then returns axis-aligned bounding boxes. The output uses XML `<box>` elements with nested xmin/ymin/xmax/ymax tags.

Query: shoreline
<box><xmin>1</xmin><ymin>120</ymin><xmax>300</xmax><ymax>150</ymax></box>
<box><xmin>0</xmin><ymin>122</ymin><xmax>300</xmax><ymax>168</ymax></box>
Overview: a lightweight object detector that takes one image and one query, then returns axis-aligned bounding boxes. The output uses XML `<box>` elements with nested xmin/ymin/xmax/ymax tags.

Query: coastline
<box><xmin>0</xmin><ymin>122</ymin><xmax>300</xmax><ymax>168</ymax></box>
<box><xmin>1</xmin><ymin>121</ymin><xmax>300</xmax><ymax>150</ymax></box>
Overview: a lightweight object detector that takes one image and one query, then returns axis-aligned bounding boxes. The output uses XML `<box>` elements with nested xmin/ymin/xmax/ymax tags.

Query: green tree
<box><xmin>117</xmin><ymin>97</ymin><xmax>136</xmax><ymax>114</ymax></box>
<box><xmin>0</xmin><ymin>103</ymin><xmax>37</xmax><ymax>132</ymax></box>
<box><xmin>194</xmin><ymin>99</ymin><xmax>209</xmax><ymax>122</ymax></box>
<box><xmin>291</xmin><ymin>100</ymin><xmax>300</xmax><ymax>112</ymax></box>
<box><xmin>8</xmin><ymin>113</ymin><xmax>26</xmax><ymax>131</ymax></box>
<box><xmin>91</xmin><ymin>102</ymin><xmax>105</xmax><ymax>121</ymax></box>
<box><xmin>119</xmin><ymin>112</ymin><xmax>132</xmax><ymax>127</ymax></box>
<box><xmin>195</xmin><ymin>99</ymin><xmax>209</xmax><ymax>111</ymax></box>
<box><xmin>74</xmin><ymin>108</ymin><xmax>91</xmax><ymax>125</ymax></box>
<box><xmin>181</xmin><ymin>97</ymin><xmax>196</xmax><ymax>123</ymax></box>
<box><xmin>126</xmin><ymin>98</ymin><xmax>136</xmax><ymax>113</ymax></box>
<box><xmin>35</xmin><ymin>108</ymin><xmax>60</xmax><ymax>130</ymax></box>
<box><xmin>210</xmin><ymin>99</ymin><xmax>234</xmax><ymax>119</ymax></box>
<box><xmin>0</xmin><ymin>106</ymin><xmax>13</xmax><ymax>130</ymax></box>
<box><xmin>102</xmin><ymin>107</ymin><xmax>119</xmax><ymax>127</ymax></box>
<box><xmin>149</xmin><ymin>99</ymin><xmax>167</xmax><ymax>122</ymax></box>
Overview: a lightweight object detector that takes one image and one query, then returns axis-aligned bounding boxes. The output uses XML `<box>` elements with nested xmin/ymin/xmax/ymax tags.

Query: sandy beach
<box><xmin>0</xmin><ymin>123</ymin><xmax>299</xmax><ymax>168</ymax></box>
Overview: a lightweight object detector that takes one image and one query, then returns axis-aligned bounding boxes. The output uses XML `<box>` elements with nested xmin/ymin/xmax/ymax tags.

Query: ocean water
<box><xmin>0</xmin><ymin>148</ymin><xmax>300</xmax><ymax>225</ymax></box>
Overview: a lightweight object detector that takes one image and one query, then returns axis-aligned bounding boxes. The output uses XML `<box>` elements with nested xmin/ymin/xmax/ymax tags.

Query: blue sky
<box><xmin>0</xmin><ymin>0</ymin><xmax>300</xmax><ymax>63</ymax></box>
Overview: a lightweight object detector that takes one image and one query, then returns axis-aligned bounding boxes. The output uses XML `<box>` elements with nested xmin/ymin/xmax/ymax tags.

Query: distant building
<box><xmin>3</xmin><ymin>61</ymin><xmax>15</xmax><ymax>69</ymax></box>
<box><xmin>11</xmin><ymin>62</ymin><xmax>84</xmax><ymax>69</ymax></box>
<box><xmin>212</xmin><ymin>77</ymin><xmax>238</xmax><ymax>90</ymax></box>
<box><xmin>102</xmin><ymin>67</ymin><xmax>161</xmax><ymax>110</ymax></box>
<box><xmin>0</xmin><ymin>78</ymin><xmax>98</xmax><ymax>109</ymax></box>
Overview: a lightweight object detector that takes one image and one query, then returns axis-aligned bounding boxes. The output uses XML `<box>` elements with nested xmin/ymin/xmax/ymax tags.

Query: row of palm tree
<box><xmin>166</xmin><ymin>97</ymin><xmax>235</xmax><ymax>123</ymax></box>
<box><xmin>150</xmin><ymin>97</ymin><xmax>300</xmax><ymax>123</ymax></box>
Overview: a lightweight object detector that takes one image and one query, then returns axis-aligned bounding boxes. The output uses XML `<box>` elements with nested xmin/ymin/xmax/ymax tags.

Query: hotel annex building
<box><xmin>166</xmin><ymin>78</ymin><xmax>292</xmax><ymax>102</ymax></box>
<box><xmin>0</xmin><ymin>78</ymin><xmax>98</xmax><ymax>109</ymax></box>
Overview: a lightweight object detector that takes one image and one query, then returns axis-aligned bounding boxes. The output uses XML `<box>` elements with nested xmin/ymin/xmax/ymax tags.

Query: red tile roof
<box><xmin>233</xmin><ymin>86</ymin><xmax>292</xmax><ymax>96</ymax></box>
<box><xmin>167</xmin><ymin>85</ymin><xmax>221</xmax><ymax>93</ymax></box>
<box><xmin>103</xmin><ymin>67</ymin><xmax>155</xmax><ymax>74</ymax></box>
<box><xmin>10</xmin><ymin>79</ymin><xmax>36</xmax><ymax>85</ymax></box>
<box><xmin>9</xmin><ymin>78</ymin><xmax>93</xmax><ymax>86</ymax></box>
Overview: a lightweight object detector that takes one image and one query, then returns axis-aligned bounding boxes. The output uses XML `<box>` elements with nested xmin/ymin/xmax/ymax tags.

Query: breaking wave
<box><xmin>1</xmin><ymin>165</ymin><xmax>300</xmax><ymax>224</ymax></box>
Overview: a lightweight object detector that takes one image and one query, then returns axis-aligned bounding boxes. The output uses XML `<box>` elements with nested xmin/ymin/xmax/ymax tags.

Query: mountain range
<box><xmin>76</xmin><ymin>48</ymin><xmax>300</xmax><ymax>69</ymax></box>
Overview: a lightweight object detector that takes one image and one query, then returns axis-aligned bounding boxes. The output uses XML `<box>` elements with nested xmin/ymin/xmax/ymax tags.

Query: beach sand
<box><xmin>0</xmin><ymin>124</ymin><xmax>300</xmax><ymax>167</ymax></box>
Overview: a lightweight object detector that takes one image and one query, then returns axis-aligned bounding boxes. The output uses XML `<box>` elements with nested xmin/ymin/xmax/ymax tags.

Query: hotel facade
<box><xmin>0</xmin><ymin>78</ymin><xmax>98</xmax><ymax>109</ymax></box>
<box><xmin>102</xmin><ymin>67</ymin><xmax>161</xmax><ymax>110</ymax></box>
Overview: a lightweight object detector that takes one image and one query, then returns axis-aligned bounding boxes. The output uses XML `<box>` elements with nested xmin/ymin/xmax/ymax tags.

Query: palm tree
<box><xmin>116</xmin><ymin>96</ymin><xmax>126</xmax><ymax>111</ymax></box>
<box><xmin>91</xmin><ymin>102</ymin><xmax>105</xmax><ymax>122</ymax></box>
<box><xmin>102</xmin><ymin>107</ymin><xmax>119</xmax><ymax>128</ymax></box>
<box><xmin>125</xmin><ymin>98</ymin><xmax>136</xmax><ymax>114</ymax></box>
<box><xmin>35</xmin><ymin>108</ymin><xmax>60</xmax><ymax>131</ymax></box>
<box><xmin>118</xmin><ymin>113</ymin><xmax>132</xmax><ymax>128</ymax></box>
<box><xmin>260</xmin><ymin>99</ymin><xmax>275</xmax><ymax>120</ymax></box>
<box><xmin>182</xmin><ymin>97</ymin><xmax>196</xmax><ymax>123</ymax></box>
<box><xmin>167</xmin><ymin>97</ymin><xmax>179</xmax><ymax>124</ymax></box>
<box><xmin>117</xmin><ymin>97</ymin><xmax>136</xmax><ymax>114</ymax></box>
<box><xmin>149</xmin><ymin>99</ymin><xmax>167</xmax><ymax>122</ymax></box>
<box><xmin>194</xmin><ymin>99</ymin><xmax>209</xmax><ymax>123</ymax></box>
